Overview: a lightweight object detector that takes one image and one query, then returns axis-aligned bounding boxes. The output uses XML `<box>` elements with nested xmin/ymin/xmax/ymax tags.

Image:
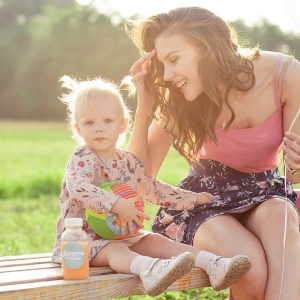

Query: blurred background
<box><xmin>0</xmin><ymin>0</ymin><xmax>300</xmax><ymax>122</ymax></box>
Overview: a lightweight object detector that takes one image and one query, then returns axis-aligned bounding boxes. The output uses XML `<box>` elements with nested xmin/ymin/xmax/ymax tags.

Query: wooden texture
<box><xmin>0</xmin><ymin>253</ymin><xmax>210</xmax><ymax>300</ymax></box>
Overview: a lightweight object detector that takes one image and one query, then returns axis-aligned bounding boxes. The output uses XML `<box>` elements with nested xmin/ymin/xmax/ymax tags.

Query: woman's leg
<box><xmin>242</xmin><ymin>199</ymin><xmax>300</xmax><ymax>300</ymax></box>
<box><xmin>193</xmin><ymin>214</ymin><xmax>268</xmax><ymax>300</ymax></box>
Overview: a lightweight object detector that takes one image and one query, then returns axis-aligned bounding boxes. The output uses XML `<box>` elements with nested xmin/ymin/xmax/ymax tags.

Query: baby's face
<box><xmin>75</xmin><ymin>97</ymin><xmax>127</xmax><ymax>158</ymax></box>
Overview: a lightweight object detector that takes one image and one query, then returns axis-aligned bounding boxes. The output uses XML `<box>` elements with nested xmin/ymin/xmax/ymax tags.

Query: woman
<box><xmin>125</xmin><ymin>6</ymin><xmax>300</xmax><ymax>300</ymax></box>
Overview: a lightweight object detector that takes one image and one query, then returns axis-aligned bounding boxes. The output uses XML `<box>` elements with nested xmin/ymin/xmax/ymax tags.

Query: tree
<box><xmin>0</xmin><ymin>2</ymin><xmax>299</xmax><ymax>120</ymax></box>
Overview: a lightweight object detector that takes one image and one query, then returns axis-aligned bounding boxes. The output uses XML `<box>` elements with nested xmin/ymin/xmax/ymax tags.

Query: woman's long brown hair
<box><xmin>125</xmin><ymin>6</ymin><xmax>259</xmax><ymax>167</ymax></box>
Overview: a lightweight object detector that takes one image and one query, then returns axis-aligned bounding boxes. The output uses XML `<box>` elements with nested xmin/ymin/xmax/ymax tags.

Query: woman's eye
<box><xmin>170</xmin><ymin>57</ymin><xmax>178</xmax><ymax>64</ymax></box>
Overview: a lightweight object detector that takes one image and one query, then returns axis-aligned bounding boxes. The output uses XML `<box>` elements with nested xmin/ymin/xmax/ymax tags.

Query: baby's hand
<box><xmin>195</xmin><ymin>192</ymin><xmax>215</xmax><ymax>206</ymax></box>
<box><xmin>110</xmin><ymin>195</ymin><xmax>150</xmax><ymax>236</ymax></box>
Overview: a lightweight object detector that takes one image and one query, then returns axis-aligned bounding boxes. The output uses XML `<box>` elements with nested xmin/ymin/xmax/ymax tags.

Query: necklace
<box><xmin>222</xmin><ymin>120</ymin><xmax>227</xmax><ymax>130</ymax></box>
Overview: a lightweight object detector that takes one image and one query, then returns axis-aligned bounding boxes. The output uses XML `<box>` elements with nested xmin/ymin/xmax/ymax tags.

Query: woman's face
<box><xmin>155</xmin><ymin>33</ymin><xmax>204</xmax><ymax>101</ymax></box>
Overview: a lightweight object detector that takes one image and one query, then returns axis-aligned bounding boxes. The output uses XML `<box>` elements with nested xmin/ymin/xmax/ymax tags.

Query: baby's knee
<box><xmin>143</xmin><ymin>233</ymin><xmax>173</xmax><ymax>247</ymax></box>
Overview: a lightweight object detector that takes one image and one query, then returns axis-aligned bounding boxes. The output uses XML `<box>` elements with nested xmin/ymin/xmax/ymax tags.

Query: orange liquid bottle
<box><xmin>61</xmin><ymin>218</ymin><xmax>89</xmax><ymax>280</ymax></box>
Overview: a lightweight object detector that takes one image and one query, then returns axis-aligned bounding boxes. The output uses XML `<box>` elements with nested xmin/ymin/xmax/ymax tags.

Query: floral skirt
<box><xmin>152</xmin><ymin>160</ymin><xmax>298</xmax><ymax>245</ymax></box>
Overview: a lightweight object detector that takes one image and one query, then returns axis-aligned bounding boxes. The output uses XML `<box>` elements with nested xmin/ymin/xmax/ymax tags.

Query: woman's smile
<box><xmin>155</xmin><ymin>33</ymin><xmax>204</xmax><ymax>101</ymax></box>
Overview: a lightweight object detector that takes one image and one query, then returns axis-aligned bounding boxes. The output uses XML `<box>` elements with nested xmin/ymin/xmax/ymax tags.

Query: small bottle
<box><xmin>61</xmin><ymin>218</ymin><xmax>89</xmax><ymax>280</ymax></box>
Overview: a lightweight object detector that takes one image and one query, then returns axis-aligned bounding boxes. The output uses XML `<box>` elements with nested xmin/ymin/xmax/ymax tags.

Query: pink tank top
<box><xmin>199</xmin><ymin>55</ymin><xmax>283</xmax><ymax>173</ymax></box>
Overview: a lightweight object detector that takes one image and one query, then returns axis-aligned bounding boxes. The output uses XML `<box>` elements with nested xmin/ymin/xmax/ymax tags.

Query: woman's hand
<box><xmin>110</xmin><ymin>195</ymin><xmax>150</xmax><ymax>236</ymax></box>
<box><xmin>195</xmin><ymin>192</ymin><xmax>216</xmax><ymax>206</ymax></box>
<box><xmin>283</xmin><ymin>131</ymin><xmax>300</xmax><ymax>175</ymax></box>
<box><xmin>129</xmin><ymin>49</ymin><xmax>156</xmax><ymax>113</ymax></box>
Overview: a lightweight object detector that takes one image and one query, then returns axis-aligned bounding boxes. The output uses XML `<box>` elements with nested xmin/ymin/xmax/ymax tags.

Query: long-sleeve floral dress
<box><xmin>51</xmin><ymin>145</ymin><xmax>199</xmax><ymax>263</ymax></box>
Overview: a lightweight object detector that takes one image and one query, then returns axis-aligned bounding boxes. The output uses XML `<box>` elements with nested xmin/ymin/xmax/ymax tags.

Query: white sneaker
<box><xmin>206</xmin><ymin>255</ymin><xmax>251</xmax><ymax>291</ymax></box>
<box><xmin>140</xmin><ymin>252</ymin><xmax>195</xmax><ymax>297</ymax></box>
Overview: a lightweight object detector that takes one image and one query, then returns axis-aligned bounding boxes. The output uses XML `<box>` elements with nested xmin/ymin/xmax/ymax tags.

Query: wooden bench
<box><xmin>0</xmin><ymin>253</ymin><xmax>210</xmax><ymax>299</ymax></box>
<box><xmin>1</xmin><ymin>190</ymin><xmax>299</xmax><ymax>300</ymax></box>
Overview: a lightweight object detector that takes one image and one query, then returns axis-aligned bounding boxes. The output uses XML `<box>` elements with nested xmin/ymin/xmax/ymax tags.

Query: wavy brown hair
<box><xmin>125</xmin><ymin>6</ymin><xmax>260</xmax><ymax>166</ymax></box>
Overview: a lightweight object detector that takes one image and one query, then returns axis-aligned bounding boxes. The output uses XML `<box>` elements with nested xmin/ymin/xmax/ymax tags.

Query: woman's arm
<box><xmin>147</xmin><ymin>121</ymin><xmax>174</xmax><ymax>176</ymax></box>
<box><xmin>127</xmin><ymin>50</ymin><xmax>174</xmax><ymax>176</ymax></box>
<box><xmin>128</xmin><ymin>111</ymin><xmax>173</xmax><ymax>177</ymax></box>
<box><xmin>282</xmin><ymin>57</ymin><xmax>300</xmax><ymax>184</ymax></box>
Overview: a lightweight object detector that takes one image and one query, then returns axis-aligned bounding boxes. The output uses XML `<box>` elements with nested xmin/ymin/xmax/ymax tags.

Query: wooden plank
<box><xmin>0</xmin><ymin>274</ymin><xmax>144</xmax><ymax>300</ymax></box>
<box><xmin>0</xmin><ymin>258</ymin><xmax>53</xmax><ymax>268</ymax></box>
<box><xmin>0</xmin><ymin>268</ymin><xmax>209</xmax><ymax>300</ymax></box>
<box><xmin>0</xmin><ymin>263</ymin><xmax>114</xmax><ymax>274</ymax></box>
<box><xmin>0</xmin><ymin>263</ymin><xmax>59</xmax><ymax>273</ymax></box>
<box><xmin>0</xmin><ymin>266</ymin><xmax>116</xmax><ymax>286</ymax></box>
<box><xmin>0</xmin><ymin>253</ymin><xmax>51</xmax><ymax>262</ymax></box>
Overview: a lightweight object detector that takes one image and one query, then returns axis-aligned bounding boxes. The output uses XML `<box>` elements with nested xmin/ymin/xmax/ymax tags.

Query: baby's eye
<box><xmin>105</xmin><ymin>119</ymin><xmax>112</xmax><ymax>123</ymax></box>
<box><xmin>86</xmin><ymin>120</ymin><xmax>93</xmax><ymax>125</ymax></box>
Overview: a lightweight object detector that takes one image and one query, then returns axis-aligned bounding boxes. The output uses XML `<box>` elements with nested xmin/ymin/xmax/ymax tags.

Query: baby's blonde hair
<box><xmin>59</xmin><ymin>75</ymin><xmax>135</xmax><ymax>146</ymax></box>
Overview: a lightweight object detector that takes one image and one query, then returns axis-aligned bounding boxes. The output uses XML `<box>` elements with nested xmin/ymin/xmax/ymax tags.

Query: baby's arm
<box><xmin>133</xmin><ymin>156</ymin><xmax>214</xmax><ymax>210</ymax></box>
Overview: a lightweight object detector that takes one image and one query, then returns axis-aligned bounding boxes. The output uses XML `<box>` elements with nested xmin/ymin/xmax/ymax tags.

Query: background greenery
<box><xmin>1</xmin><ymin>0</ymin><xmax>300</xmax><ymax>121</ymax></box>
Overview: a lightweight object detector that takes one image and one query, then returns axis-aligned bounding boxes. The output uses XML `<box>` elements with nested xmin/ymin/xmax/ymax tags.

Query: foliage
<box><xmin>0</xmin><ymin>1</ymin><xmax>299</xmax><ymax>121</ymax></box>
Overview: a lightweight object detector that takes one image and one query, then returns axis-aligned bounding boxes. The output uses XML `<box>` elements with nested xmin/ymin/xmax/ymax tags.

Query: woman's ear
<box><xmin>120</xmin><ymin>118</ymin><xmax>128</xmax><ymax>134</ymax></box>
<box><xmin>74</xmin><ymin>123</ymin><xmax>82</xmax><ymax>136</ymax></box>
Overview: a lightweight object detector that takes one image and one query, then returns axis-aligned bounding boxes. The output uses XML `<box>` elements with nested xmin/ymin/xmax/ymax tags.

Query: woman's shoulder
<box><xmin>255</xmin><ymin>51</ymin><xmax>297</xmax><ymax>68</ymax></box>
<box><xmin>252</xmin><ymin>51</ymin><xmax>298</xmax><ymax>83</ymax></box>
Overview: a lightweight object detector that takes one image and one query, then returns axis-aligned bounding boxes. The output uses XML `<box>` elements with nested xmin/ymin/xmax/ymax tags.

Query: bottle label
<box><xmin>62</xmin><ymin>242</ymin><xmax>86</xmax><ymax>269</ymax></box>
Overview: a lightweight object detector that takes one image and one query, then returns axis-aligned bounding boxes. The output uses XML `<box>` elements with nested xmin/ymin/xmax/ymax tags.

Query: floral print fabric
<box><xmin>152</xmin><ymin>160</ymin><xmax>298</xmax><ymax>245</ymax></box>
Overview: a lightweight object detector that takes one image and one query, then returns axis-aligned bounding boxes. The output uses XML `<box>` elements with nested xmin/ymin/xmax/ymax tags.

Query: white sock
<box><xmin>195</xmin><ymin>251</ymin><xmax>217</xmax><ymax>271</ymax></box>
<box><xmin>130</xmin><ymin>255</ymin><xmax>153</xmax><ymax>275</ymax></box>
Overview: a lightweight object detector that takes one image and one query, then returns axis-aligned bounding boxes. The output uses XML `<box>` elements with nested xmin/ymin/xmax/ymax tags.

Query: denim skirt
<box><xmin>152</xmin><ymin>160</ymin><xmax>298</xmax><ymax>245</ymax></box>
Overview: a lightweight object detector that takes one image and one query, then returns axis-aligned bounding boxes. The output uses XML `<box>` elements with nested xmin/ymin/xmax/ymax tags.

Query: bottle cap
<box><xmin>64</xmin><ymin>218</ymin><xmax>83</xmax><ymax>227</ymax></box>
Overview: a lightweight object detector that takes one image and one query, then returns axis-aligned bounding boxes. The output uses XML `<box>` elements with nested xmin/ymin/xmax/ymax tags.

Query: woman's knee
<box><xmin>262</xmin><ymin>199</ymin><xmax>298</xmax><ymax>222</ymax></box>
<box><xmin>231</xmin><ymin>254</ymin><xmax>267</xmax><ymax>300</ymax></box>
<box><xmin>245</xmin><ymin>199</ymin><xmax>299</xmax><ymax>237</ymax></box>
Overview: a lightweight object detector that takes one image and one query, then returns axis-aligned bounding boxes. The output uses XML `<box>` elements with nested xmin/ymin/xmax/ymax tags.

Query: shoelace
<box><xmin>148</xmin><ymin>258</ymin><xmax>171</xmax><ymax>273</ymax></box>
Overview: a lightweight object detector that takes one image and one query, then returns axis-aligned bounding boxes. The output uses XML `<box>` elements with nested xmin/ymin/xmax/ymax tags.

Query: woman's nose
<box><xmin>163</xmin><ymin>66</ymin><xmax>174</xmax><ymax>81</ymax></box>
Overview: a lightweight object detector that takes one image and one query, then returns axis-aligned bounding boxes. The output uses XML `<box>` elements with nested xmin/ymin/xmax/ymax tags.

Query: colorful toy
<box><xmin>86</xmin><ymin>181</ymin><xmax>144</xmax><ymax>240</ymax></box>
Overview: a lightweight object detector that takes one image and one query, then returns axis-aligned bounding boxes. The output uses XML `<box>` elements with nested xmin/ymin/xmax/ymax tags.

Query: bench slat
<box><xmin>0</xmin><ymin>269</ymin><xmax>209</xmax><ymax>300</ymax></box>
<box><xmin>0</xmin><ymin>252</ymin><xmax>210</xmax><ymax>299</ymax></box>
<box><xmin>0</xmin><ymin>253</ymin><xmax>52</xmax><ymax>262</ymax></box>
<box><xmin>0</xmin><ymin>257</ymin><xmax>54</xmax><ymax>268</ymax></box>
<box><xmin>0</xmin><ymin>265</ymin><xmax>117</xmax><ymax>286</ymax></box>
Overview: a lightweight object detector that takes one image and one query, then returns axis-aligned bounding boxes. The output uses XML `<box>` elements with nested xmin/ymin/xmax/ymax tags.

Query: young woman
<box><xmin>51</xmin><ymin>75</ymin><xmax>251</xmax><ymax>297</ymax></box>
<box><xmin>125</xmin><ymin>6</ymin><xmax>300</xmax><ymax>300</ymax></box>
